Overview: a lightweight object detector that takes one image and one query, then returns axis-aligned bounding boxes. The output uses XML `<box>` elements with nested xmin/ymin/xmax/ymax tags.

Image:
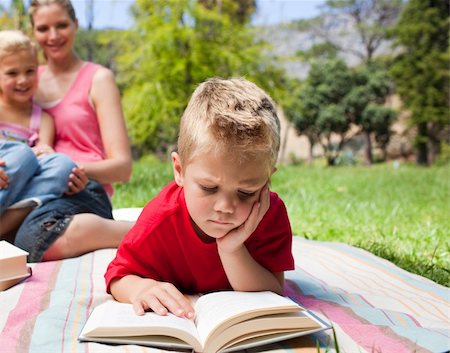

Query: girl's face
<box><xmin>0</xmin><ymin>50</ymin><xmax>37</xmax><ymax>105</ymax></box>
<box><xmin>32</xmin><ymin>3</ymin><xmax>78</xmax><ymax>61</ymax></box>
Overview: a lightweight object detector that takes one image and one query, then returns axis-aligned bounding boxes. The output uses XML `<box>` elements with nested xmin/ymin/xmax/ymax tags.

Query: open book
<box><xmin>79</xmin><ymin>291</ymin><xmax>330</xmax><ymax>353</ymax></box>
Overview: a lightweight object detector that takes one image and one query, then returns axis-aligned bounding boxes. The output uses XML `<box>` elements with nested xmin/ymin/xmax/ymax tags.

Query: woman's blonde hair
<box><xmin>0</xmin><ymin>30</ymin><xmax>37</xmax><ymax>62</ymax></box>
<box><xmin>29</xmin><ymin>0</ymin><xmax>78</xmax><ymax>26</ymax></box>
<box><xmin>178</xmin><ymin>77</ymin><xmax>280</xmax><ymax>175</ymax></box>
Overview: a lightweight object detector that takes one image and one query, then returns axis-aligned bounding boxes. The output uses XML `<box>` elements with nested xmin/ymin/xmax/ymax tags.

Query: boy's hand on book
<box><xmin>217</xmin><ymin>184</ymin><xmax>270</xmax><ymax>254</ymax></box>
<box><xmin>131</xmin><ymin>280</ymin><xmax>195</xmax><ymax>319</ymax></box>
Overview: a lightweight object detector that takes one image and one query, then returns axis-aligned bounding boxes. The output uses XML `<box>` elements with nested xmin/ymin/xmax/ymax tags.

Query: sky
<box><xmin>1</xmin><ymin>0</ymin><xmax>327</xmax><ymax>29</ymax></box>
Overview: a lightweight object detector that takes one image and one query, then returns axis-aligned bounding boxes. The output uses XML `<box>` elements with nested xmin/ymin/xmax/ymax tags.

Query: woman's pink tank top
<box><xmin>38</xmin><ymin>63</ymin><xmax>113</xmax><ymax>195</ymax></box>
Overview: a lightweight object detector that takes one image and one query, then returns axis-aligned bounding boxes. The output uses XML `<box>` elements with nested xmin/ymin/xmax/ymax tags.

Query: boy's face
<box><xmin>0</xmin><ymin>50</ymin><xmax>37</xmax><ymax>104</ymax></box>
<box><xmin>172</xmin><ymin>151</ymin><xmax>270</xmax><ymax>240</ymax></box>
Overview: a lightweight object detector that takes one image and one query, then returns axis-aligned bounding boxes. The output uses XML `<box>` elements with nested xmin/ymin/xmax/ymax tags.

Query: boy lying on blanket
<box><xmin>105</xmin><ymin>77</ymin><xmax>294</xmax><ymax>319</ymax></box>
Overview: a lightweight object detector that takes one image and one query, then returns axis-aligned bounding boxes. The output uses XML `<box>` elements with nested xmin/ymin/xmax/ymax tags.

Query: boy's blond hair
<box><xmin>0</xmin><ymin>30</ymin><xmax>37</xmax><ymax>62</ymax></box>
<box><xmin>178</xmin><ymin>77</ymin><xmax>280</xmax><ymax>175</ymax></box>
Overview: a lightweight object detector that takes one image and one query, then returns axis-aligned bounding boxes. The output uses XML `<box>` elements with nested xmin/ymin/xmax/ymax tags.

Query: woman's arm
<box><xmin>80</xmin><ymin>67</ymin><xmax>132</xmax><ymax>184</ymax></box>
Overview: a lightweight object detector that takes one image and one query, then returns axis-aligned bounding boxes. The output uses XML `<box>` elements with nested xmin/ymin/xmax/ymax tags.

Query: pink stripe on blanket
<box><xmin>285</xmin><ymin>282</ymin><xmax>421</xmax><ymax>353</ymax></box>
<box><xmin>0</xmin><ymin>261</ymin><xmax>60</xmax><ymax>353</ymax></box>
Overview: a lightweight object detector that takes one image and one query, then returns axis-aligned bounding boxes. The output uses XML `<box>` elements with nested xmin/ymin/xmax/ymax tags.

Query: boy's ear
<box><xmin>171</xmin><ymin>152</ymin><xmax>184</xmax><ymax>187</ymax></box>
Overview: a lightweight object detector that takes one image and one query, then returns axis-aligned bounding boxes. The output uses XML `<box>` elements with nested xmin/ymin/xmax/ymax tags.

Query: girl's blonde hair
<box><xmin>178</xmin><ymin>77</ymin><xmax>280</xmax><ymax>175</ymax></box>
<box><xmin>29</xmin><ymin>0</ymin><xmax>78</xmax><ymax>26</ymax></box>
<box><xmin>0</xmin><ymin>30</ymin><xmax>37</xmax><ymax>62</ymax></box>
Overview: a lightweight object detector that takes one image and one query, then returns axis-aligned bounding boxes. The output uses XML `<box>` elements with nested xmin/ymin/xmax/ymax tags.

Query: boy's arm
<box><xmin>110</xmin><ymin>275</ymin><xmax>195</xmax><ymax>318</ymax></box>
<box><xmin>216</xmin><ymin>186</ymin><xmax>285</xmax><ymax>294</ymax></box>
<box><xmin>218</xmin><ymin>246</ymin><xmax>285</xmax><ymax>294</ymax></box>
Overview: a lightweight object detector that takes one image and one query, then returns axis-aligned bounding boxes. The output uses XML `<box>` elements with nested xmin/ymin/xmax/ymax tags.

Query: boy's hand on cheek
<box><xmin>131</xmin><ymin>280</ymin><xmax>195</xmax><ymax>319</ymax></box>
<box><xmin>217</xmin><ymin>185</ymin><xmax>270</xmax><ymax>254</ymax></box>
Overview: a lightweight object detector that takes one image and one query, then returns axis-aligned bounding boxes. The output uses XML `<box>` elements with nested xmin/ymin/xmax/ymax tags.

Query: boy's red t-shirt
<box><xmin>105</xmin><ymin>181</ymin><xmax>294</xmax><ymax>294</ymax></box>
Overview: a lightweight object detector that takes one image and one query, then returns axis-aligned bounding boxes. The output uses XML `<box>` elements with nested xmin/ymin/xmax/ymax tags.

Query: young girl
<box><xmin>11</xmin><ymin>0</ymin><xmax>133</xmax><ymax>262</ymax></box>
<box><xmin>0</xmin><ymin>30</ymin><xmax>76</xmax><ymax>236</ymax></box>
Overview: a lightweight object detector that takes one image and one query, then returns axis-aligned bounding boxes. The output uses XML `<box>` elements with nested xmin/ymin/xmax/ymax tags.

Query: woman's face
<box><xmin>32</xmin><ymin>3</ymin><xmax>78</xmax><ymax>61</ymax></box>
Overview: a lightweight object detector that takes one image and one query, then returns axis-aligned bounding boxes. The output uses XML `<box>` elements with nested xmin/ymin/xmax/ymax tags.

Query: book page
<box><xmin>205</xmin><ymin>311</ymin><xmax>322</xmax><ymax>353</ymax></box>
<box><xmin>194</xmin><ymin>291</ymin><xmax>300</xmax><ymax>346</ymax></box>
<box><xmin>80</xmin><ymin>301</ymin><xmax>202</xmax><ymax>350</ymax></box>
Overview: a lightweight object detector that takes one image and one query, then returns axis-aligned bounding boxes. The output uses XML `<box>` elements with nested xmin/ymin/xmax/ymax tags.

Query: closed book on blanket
<box><xmin>79</xmin><ymin>290</ymin><xmax>330</xmax><ymax>353</ymax></box>
<box><xmin>0</xmin><ymin>241</ymin><xmax>32</xmax><ymax>291</ymax></box>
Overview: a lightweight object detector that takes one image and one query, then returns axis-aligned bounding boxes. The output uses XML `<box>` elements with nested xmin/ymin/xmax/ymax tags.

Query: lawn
<box><xmin>113</xmin><ymin>155</ymin><xmax>449</xmax><ymax>286</ymax></box>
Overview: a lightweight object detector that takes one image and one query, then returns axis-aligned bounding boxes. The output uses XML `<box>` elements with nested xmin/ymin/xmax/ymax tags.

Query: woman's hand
<box><xmin>32</xmin><ymin>144</ymin><xmax>54</xmax><ymax>158</ymax></box>
<box><xmin>65</xmin><ymin>166</ymin><xmax>89</xmax><ymax>195</ymax></box>
<box><xmin>0</xmin><ymin>159</ymin><xmax>9</xmax><ymax>189</ymax></box>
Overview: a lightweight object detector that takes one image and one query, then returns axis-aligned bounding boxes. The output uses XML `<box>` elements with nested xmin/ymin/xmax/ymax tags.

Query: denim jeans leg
<box><xmin>0</xmin><ymin>141</ymin><xmax>39</xmax><ymax>214</ymax></box>
<box><xmin>14</xmin><ymin>180</ymin><xmax>113</xmax><ymax>262</ymax></box>
<box><xmin>12</xmin><ymin>153</ymin><xmax>77</xmax><ymax>207</ymax></box>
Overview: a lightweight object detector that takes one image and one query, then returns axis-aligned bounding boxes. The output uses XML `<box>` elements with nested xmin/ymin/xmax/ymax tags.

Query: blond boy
<box><xmin>105</xmin><ymin>78</ymin><xmax>294</xmax><ymax>318</ymax></box>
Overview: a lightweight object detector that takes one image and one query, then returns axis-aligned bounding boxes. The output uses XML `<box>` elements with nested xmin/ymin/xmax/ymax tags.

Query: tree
<box><xmin>389</xmin><ymin>0</ymin><xmax>449</xmax><ymax>165</ymax></box>
<box><xmin>319</xmin><ymin>0</ymin><xmax>403</xmax><ymax>63</ymax></box>
<box><xmin>281</xmin><ymin>78</ymin><xmax>318</xmax><ymax>164</ymax></box>
<box><xmin>74</xmin><ymin>29</ymin><xmax>121</xmax><ymax>70</ymax></box>
<box><xmin>286</xmin><ymin>58</ymin><xmax>353</xmax><ymax>166</ymax></box>
<box><xmin>0</xmin><ymin>0</ymin><xmax>28</xmax><ymax>31</ymax></box>
<box><xmin>285</xmin><ymin>58</ymin><xmax>395</xmax><ymax>165</ymax></box>
<box><xmin>343</xmin><ymin>62</ymin><xmax>395</xmax><ymax>164</ymax></box>
<box><xmin>362</xmin><ymin>103</ymin><xmax>396</xmax><ymax>161</ymax></box>
<box><xmin>116</xmin><ymin>0</ymin><xmax>284</xmax><ymax>156</ymax></box>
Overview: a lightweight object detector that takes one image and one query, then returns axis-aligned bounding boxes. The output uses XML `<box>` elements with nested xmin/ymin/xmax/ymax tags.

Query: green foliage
<box><xmin>362</xmin><ymin>103</ymin><xmax>396</xmax><ymax>152</ymax></box>
<box><xmin>289</xmin><ymin>58</ymin><xmax>353</xmax><ymax>140</ymax></box>
<box><xmin>284</xmin><ymin>57</ymin><xmax>396</xmax><ymax>165</ymax></box>
<box><xmin>74</xmin><ymin>29</ymin><xmax>123</xmax><ymax>69</ymax></box>
<box><xmin>117</xmin><ymin>0</ymin><xmax>284</xmax><ymax>156</ymax></box>
<box><xmin>0</xmin><ymin>0</ymin><xmax>29</xmax><ymax>31</ymax></box>
<box><xmin>113</xmin><ymin>158</ymin><xmax>450</xmax><ymax>286</ymax></box>
<box><xmin>283</xmin><ymin>58</ymin><xmax>354</xmax><ymax>164</ymax></box>
<box><xmin>344</xmin><ymin>63</ymin><xmax>393</xmax><ymax>127</ymax></box>
<box><xmin>389</xmin><ymin>0</ymin><xmax>449</xmax><ymax>164</ymax></box>
<box><xmin>296</xmin><ymin>42</ymin><xmax>339</xmax><ymax>62</ymax></box>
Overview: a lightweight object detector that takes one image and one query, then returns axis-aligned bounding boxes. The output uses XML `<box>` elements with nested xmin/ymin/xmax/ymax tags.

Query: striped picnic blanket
<box><xmin>0</xmin><ymin>211</ymin><xmax>448</xmax><ymax>353</ymax></box>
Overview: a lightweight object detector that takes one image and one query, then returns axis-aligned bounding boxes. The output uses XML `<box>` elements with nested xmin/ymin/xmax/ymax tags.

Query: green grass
<box><xmin>113</xmin><ymin>156</ymin><xmax>450</xmax><ymax>286</ymax></box>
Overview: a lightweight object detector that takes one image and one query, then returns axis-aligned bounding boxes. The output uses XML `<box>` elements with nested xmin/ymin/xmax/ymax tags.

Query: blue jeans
<box><xmin>14</xmin><ymin>179</ymin><xmax>113</xmax><ymax>262</ymax></box>
<box><xmin>0</xmin><ymin>141</ymin><xmax>76</xmax><ymax>214</ymax></box>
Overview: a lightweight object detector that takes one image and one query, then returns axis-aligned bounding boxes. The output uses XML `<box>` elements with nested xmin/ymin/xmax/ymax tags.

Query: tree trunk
<box><xmin>307</xmin><ymin>136</ymin><xmax>314</xmax><ymax>165</ymax></box>
<box><xmin>279</xmin><ymin>120</ymin><xmax>290</xmax><ymax>164</ymax></box>
<box><xmin>427</xmin><ymin>121</ymin><xmax>442</xmax><ymax>165</ymax></box>
<box><xmin>416</xmin><ymin>122</ymin><xmax>429</xmax><ymax>166</ymax></box>
<box><xmin>363</xmin><ymin>130</ymin><xmax>373</xmax><ymax>165</ymax></box>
